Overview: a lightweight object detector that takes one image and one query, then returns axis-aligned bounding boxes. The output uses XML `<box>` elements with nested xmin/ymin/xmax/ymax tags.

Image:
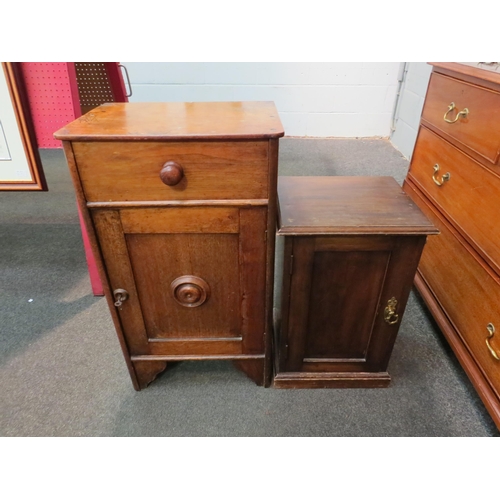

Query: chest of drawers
<box><xmin>403</xmin><ymin>63</ymin><xmax>500</xmax><ymax>428</ymax></box>
<box><xmin>274</xmin><ymin>176</ymin><xmax>437</xmax><ymax>388</ymax></box>
<box><xmin>55</xmin><ymin>101</ymin><xmax>284</xmax><ymax>390</ymax></box>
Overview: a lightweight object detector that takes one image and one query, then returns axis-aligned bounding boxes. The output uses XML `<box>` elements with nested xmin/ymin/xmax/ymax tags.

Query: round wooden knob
<box><xmin>160</xmin><ymin>161</ymin><xmax>184</xmax><ymax>186</ymax></box>
<box><xmin>171</xmin><ymin>275</ymin><xmax>210</xmax><ymax>307</ymax></box>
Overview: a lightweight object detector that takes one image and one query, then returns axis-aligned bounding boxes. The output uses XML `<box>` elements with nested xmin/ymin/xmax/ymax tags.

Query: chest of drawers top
<box><xmin>54</xmin><ymin>101</ymin><xmax>285</xmax><ymax>141</ymax></box>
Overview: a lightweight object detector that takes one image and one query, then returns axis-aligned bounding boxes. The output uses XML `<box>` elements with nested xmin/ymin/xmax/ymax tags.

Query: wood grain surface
<box><xmin>408</xmin><ymin>126</ymin><xmax>500</xmax><ymax>274</ymax></box>
<box><xmin>431</xmin><ymin>62</ymin><xmax>500</xmax><ymax>89</ymax></box>
<box><xmin>403</xmin><ymin>63</ymin><xmax>500</xmax><ymax>429</ymax></box>
<box><xmin>58</xmin><ymin>101</ymin><xmax>282</xmax><ymax>389</ymax></box>
<box><xmin>275</xmin><ymin>176</ymin><xmax>435</xmax><ymax>388</ymax></box>
<box><xmin>54</xmin><ymin>101</ymin><xmax>285</xmax><ymax>141</ymax></box>
<box><xmin>421</xmin><ymin>72</ymin><xmax>500</xmax><ymax>164</ymax></box>
<box><xmin>119</xmin><ymin>207</ymin><xmax>239</xmax><ymax>234</ymax></box>
<box><xmin>405</xmin><ymin>181</ymin><xmax>500</xmax><ymax>399</ymax></box>
<box><xmin>126</xmin><ymin>232</ymin><xmax>241</xmax><ymax>340</ymax></box>
<box><xmin>277</xmin><ymin>176</ymin><xmax>438</xmax><ymax>235</ymax></box>
<box><xmin>73</xmin><ymin>140</ymin><xmax>269</xmax><ymax>201</ymax></box>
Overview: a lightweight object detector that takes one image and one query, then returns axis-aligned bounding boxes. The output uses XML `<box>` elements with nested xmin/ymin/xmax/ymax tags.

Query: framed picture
<box><xmin>0</xmin><ymin>62</ymin><xmax>47</xmax><ymax>191</ymax></box>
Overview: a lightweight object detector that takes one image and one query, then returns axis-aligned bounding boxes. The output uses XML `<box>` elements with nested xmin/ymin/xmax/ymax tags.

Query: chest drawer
<box><xmin>422</xmin><ymin>72</ymin><xmax>500</xmax><ymax>164</ymax></box>
<box><xmin>72</xmin><ymin>140</ymin><xmax>269</xmax><ymax>202</ymax></box>
<box><xmin>405</xmin><ymin>183</ymin><xmax>500</xmax><ymax>399</ymax></box>
<box><xmin>408</xmin><ymin>126</ymin><xmax>500</xmax><ymax>272</ymax></box>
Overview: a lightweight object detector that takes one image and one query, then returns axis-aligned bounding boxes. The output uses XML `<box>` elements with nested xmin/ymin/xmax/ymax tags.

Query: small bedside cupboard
<box><xmin>55</xmin><ymin>101</ymin><xmax>284</xmax><ymax>390</ymax></box>
<box><xmin>274</xmin><ymin>176</ymin><xmax>437</xmax><ymax>388</ymax></box>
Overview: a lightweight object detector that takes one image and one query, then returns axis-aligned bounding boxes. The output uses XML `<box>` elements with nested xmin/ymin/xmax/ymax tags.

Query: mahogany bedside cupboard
<box><xmin>403</xmin><ymin>62</ymin><xmax>500</xmax><ymax>429</ymax></box>
<box><xmin>273</xmin><ymin>176</ymin><xmax>438</xmax><ymax>388</ymax></box>
<box><xmin>54</xmin><ymin>101</ymin><xmax>284</xmax><ymax>390</ymax></box>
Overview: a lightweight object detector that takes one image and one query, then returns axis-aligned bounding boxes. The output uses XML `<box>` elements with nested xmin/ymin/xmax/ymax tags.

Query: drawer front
<box><xmin>408</xmin><ymin>126</ymin><xmax>500</xmax><ymax>272</ymax></box>
<box><xmin>422</xmin><ymin>72</ymin><xmax>500</xmax><ymax>164</ymax></box>
<box><xmin>405</xmin><ymin>183</ymin><xmax>500</xmax><ymax>398</ymax></box>
<box><xmin>73</xmin><ymin>141</ymin><xmax>269</xmax><ymax>202</ymax></box>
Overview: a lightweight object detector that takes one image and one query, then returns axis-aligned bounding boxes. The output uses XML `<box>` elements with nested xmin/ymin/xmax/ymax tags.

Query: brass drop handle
<box><xmin>384</xmin><ymin>297</ymin><xmax>399</xmax><ymax>325</ymax></box>
<box><xmin>443</xmin><ymin>102</ymin><xmax>469</xmax><ymax>123</ymax></box>
<box><xmin>486</xmin><ymin>323</ymin><xmax>500</xmax><ymax>361</ymax></box>
<box><xmin>160</xmin><ymin>161</ymin><xmax>184</xmax><ymax>186</ymax></box>
<box><xmin>113</xmin><ymin>289</ymin><xmax>129</xmax><ymax>308</ymax></box>
<box><xmin>432</xmin><ymin>164</ymin><xmax>451</xmax><ymax>186</ymax></box>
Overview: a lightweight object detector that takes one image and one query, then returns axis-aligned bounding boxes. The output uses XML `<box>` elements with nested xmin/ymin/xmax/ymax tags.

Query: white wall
<box><xmin>122</xmin><ymin>62</ymin><xmax>400</xmax><ymax>138</ymax></box>
<box><xmin>390</xmin><ymin>62</ymin><xmax>432</xmax><ymax>159</ymax></box>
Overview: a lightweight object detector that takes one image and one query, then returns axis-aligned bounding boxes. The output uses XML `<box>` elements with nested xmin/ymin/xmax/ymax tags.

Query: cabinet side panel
<box><xmin>264</xmin><ymin>137</ymin><xmax>280</xmax><ymax>385</ymax></box>
<box><xmin>61</xmin><ymin>141</ymin><xmax>141</xmax><ymax>389</ymax></box>
<box><xmin>239</xmin><ymin>207</ymin><xmax>267</xmax><ymax>353</ymax></box>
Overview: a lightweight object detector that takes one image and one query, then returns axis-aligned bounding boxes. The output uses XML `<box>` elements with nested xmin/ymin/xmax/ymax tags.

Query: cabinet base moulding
<box><xmin>272</xmin><ymin>372</ymin><xmax>391</xmax><ymax>389</ymax></box>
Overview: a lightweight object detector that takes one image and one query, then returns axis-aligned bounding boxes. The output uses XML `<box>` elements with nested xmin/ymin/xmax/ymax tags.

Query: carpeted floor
<box><xmin>0</xmin><ymin>139</ymin><xmax>498</xmax><ymax>436</ymax></box>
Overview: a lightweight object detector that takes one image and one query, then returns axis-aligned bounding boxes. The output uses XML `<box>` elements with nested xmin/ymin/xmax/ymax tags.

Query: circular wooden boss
<box><xmin>170</xmin><ymin>275</ymin><xmax>210</xmax><ymax>307</ymax></box>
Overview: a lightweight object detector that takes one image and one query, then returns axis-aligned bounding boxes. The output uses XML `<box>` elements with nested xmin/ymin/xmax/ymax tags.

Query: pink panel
<box><xmin>77</xmin><ymin>205</ymin><xmax>104</xmax><ymax>296</ymax></box>
<box><xmin>20</xmin><ymin>63</ymin><xmax>78</xmax><ymax>149</ymax></box>
<box><xmin>20</xmin><ymin>62</ymin><xmax>103</xmax><ymax>295</ymax></box>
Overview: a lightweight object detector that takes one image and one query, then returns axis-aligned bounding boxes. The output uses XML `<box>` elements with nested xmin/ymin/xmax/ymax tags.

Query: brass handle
<box><xmin>432</xmin><ymin>164</ymin><xmax>451</xmax><ymax>186</ymax></box>
<box><xmin>486</xmin><ymin>323</ymin><xmax>500</xmax><ymax>361</ymax></box>
<box><xmin>113</xmin><ymin>288</ymin><xmax>129</xmax><ymax>308</ymax></box>
<box><xmin>384</xmin><ymin>297</ymin><xmax>399</xmax><ymax>325</ymax></box>
<box><xmin>443</xmin><ymin>102</ymin><xmax>469</xmax><ymax>123</ymax></box>
<box><xmin>160</xmin><ymin>161</ymin><xmax>184</xmax><ymax>186</ymax></box>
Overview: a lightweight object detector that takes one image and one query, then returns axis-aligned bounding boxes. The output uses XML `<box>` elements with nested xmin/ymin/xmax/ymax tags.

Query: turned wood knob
<box><xmin>171</xmin><ymin>275</ymin><xmax>210</xmax><ymax>307</ymax></box>
<box><xmin>160</xmin><ymin>161</ymin><xmax>184</xmax><ymax>186</ymax></box>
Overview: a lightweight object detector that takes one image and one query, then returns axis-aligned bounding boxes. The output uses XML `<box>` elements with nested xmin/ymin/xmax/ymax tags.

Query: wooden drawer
<box><xmin>408</xmin><ymin>126</ymin><xmax>500</xmax><ymax>273</ymax></box>
<box><xmin>405</xmin><ymin>183</ymin><xmax>500</xmax><ymax>399</ymax></box>
<box><xmin>422</xmin><ymin>72</ymin><xmax>500</xmax><ymax>164</ymax></box>
<box><xmin>72</xmin><ymin>141</ymin><xmax>269</xmax><ymax>202</ymax></box>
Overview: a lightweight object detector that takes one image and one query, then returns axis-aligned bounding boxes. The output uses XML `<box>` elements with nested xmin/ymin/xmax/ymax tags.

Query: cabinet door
<box><xmin>92</xmin><ymin>206</ymin><xmax>267</xmax><ymax>357</ymax></box>
<box><xmin>282</xmin><ymin>235</ymin><xmax>426</xmax><ymax>373</ymax></box>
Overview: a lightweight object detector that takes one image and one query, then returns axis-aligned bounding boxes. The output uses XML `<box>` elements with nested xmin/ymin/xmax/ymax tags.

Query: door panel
<box><xmin>305</xmin><ymin>250</ymin><xmax>390</xmax><ymax>359</ymax></box>
<box><xmin>284</xmin><ymin>235</ymin><xmax>419</xmax><ymax>373</ymax></box>
<box><xmin>92</xmin><ymin>206</ymin><xmax>267</xmax><ymax>356</ymax></box>
<box><xmin>127</xmin><ymin>233</ymin><xmax>240</xmax><ymax>339</ymax></box>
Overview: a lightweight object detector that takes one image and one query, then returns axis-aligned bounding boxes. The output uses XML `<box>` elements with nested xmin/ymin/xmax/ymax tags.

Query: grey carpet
<box><xmin>0</xmin><ymin>140</ymin><xmax>498</xmax><ymax>436</ymax></box>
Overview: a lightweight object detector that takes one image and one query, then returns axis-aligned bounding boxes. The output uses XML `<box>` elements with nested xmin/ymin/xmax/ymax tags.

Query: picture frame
<box><xmin>0</xmin><ymin>62</ymin><xmax>47</xmax><ymax>191</ymax></box>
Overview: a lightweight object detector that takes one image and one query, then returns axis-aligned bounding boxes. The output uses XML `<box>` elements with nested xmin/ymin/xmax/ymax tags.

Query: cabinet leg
<box><xmin>233</xmin><ymin>358</ymin><xmax>269</xmax><ymax>387</ymax></box>
<box><xmin>132</xmin><ymin>360</ymin><xmax>168</xmax><ymax>390</ymax></box>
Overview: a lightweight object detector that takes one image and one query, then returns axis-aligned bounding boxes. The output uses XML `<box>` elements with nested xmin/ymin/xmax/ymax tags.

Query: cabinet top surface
<box><xmin>430</xmin><ymin>62</ymin><xmax>500</xmax><ymax>86</ymax></box>
<box><xmin>277</xmin><ymin>176</ymin><xmax>438</xmax><ymax>235</ymax></box>
<box><xmin>54</xmin><ymin>101</ymin><xmax>285</xmax><ymax>141</ymax></box>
